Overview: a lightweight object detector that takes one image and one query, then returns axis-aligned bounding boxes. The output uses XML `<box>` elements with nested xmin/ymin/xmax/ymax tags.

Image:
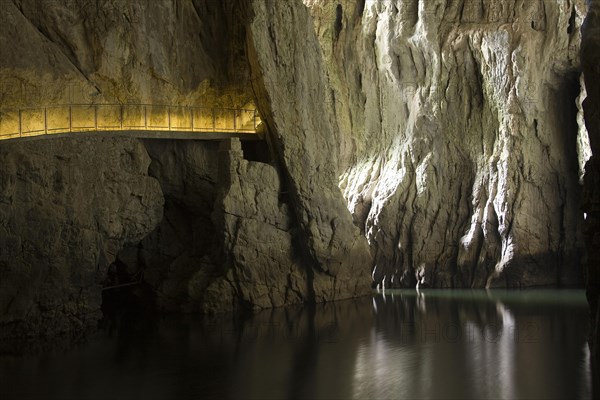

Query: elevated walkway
<box><xmin>0</xmin><ymin>104</ymin><xmax>262</xmax><ymax>142</ymax></box>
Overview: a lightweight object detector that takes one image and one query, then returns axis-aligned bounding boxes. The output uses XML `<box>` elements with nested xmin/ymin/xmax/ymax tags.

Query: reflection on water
<box><xmin>354</xmin><ymin>290</ymin><xmax>591</xmax><ymax>400</ymax></box>
<box><xmin>0</xmin><ymin>290</ymin><xmax>591</xmax><ymax>399</ymax></box>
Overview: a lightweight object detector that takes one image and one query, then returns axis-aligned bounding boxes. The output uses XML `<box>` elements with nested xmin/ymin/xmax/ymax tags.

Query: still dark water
<box><xmin>0</xmin><ymin>290</ymin><xmax>592</xmax><ymax>399</ymax></box>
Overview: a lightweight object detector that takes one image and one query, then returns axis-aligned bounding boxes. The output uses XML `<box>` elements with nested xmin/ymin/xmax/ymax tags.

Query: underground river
<box><xmin>0</xmin><ymin>289</ymin><xmax>591</xmax><ymax>399</ymax></box>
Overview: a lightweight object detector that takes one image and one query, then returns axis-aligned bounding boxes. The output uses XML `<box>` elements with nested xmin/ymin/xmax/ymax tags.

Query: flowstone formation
<box><xmin>306</xmin><ymin>0</ymin><xmax>588</xmax><ymax>288</ymax></box>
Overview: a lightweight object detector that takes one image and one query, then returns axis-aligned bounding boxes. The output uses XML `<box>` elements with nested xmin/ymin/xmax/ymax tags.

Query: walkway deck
<box><xmin>0</xmin><ymin>104</ymin><xmax>262</xmax><ymax>141</ymax></box>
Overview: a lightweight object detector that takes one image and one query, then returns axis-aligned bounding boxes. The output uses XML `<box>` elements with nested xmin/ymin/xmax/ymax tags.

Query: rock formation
<box><xmin>306</xmin><ymin>0</ymin><xmax>587</xmax><ymax>288</ymax></box>
<box><xmin>117</xmin><ymin>139</ymin><xmax>221</xmax><ymax>314</ymax></box>
<box><xmin>0</xmin><ymin>0</ymin><xmax>596</xmax><ymax>340</ymax></box>
<box><xmin>0</xmin><ymin>0</ymin><xmax>255</xmax><ymax>173</ymax></box>
<box><xmin>204</xmin><ymin>139</ymin><xmax>309</xmax><ymax>313</ymax></box>
<box><xmin>243</xmin><ymin>0</ymin><xmax>373</xmax><ymax>301</ymax></box>
<box><xmin>0</xmin><ymin>137</ymin><xmax>163</xmax><ymax>338</ymax></box>
<box><xmin>581</xmin><ymin>0</ymin><xmax>600</xmax><ymax>392</ymax></box>
<box><xmin>0</xmin><ymin>0</ymin><xmax>375</xmax><ymax>338</ymax></box>
<box><xmin>0</xmin><ymin>0</ymin><xmax>252</xmax><ymax>108</ymax></box>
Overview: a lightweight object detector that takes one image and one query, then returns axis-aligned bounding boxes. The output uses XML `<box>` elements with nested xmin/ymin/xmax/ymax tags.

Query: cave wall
<box><xmin>306</xmin><ymin>0</ymin><xmax>587</xmax><ymax>288</ymax></box>
<box><xmin>0</xmin><ymin>0</ymin><xmax>252</xmax><ymax>108</ymax></box>
<box><xmin>117</xmin><ymin>139</ymin><xmax>221</xmax><ymax>314</ymax></box>
<box><xmin>0</xmin><ymin>0</ymin><xmax>375</xmax><ymax>336</ymax></box>
<box><xmin>581</xmin><ymin>0</ymin><xmax>600</xmax><ymax>391</ymax></box>
<box><xmin>0</xmin><ymin>137</ymin><xmax>163</xmax><ymax>338</ymax></box>
<box><xmin>124</xmin><ymin>138</ymin><xmax>313</xmax><ymax>314</ymax></box>
<box><xmin>0</xmin><ymin>0</ymin><xmax>253</xmax><ymax>336</ymax></box>
<box><xmin>204</xmin><ymin>139</ymin><xmax>310</xmax><ymax>313</ymax></box>
<box><xmin>0</xmin><ymin>0</ymin><xmax>595</xmax><ymax>338</ymax></box>
<box><xmin>243</xmin><ymin>0</ymin><xmax>373</xmax><ymax>302</ymax></box>
<box><xmin>127</xmin><ymin>136</ymin><xmax>363</xmax><ymax>315</ymax></box>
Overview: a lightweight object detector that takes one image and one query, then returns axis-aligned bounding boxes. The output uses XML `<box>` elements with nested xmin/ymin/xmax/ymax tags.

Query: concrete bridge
<box><xmin>0</xmin><ymin>104</ymin><xmax>262</xmax><ymax>141</ymax></box>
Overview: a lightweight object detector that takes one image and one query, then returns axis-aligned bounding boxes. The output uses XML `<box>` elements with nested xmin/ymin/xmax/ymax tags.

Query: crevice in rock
<box><xmin>334</xmin><ymin>4</ymin><xmax>343</xmax><ymax>41</ymax></box>
<box><xmin>99</xmin><ymin>250</ymin><xmax>156</xmax><ymax>325</ymax></box>
<box><xmin>101</xmin><ymin>140</ymin><xmax>221</xmax><ymax>315</ymax></box>
<box><xmin>356</xmin><ymin>0</ymin><xmax>366</xmax><ymax>19</ymax></box>
<box><xmin>241</xmin><ymin>139</ymin><xmax>270</xmax><ymax>163</ymax></box>
<box><xmin>568</xmin><ymin>5</ymin><xmax>577</xmax><ymax>35</ymax></box>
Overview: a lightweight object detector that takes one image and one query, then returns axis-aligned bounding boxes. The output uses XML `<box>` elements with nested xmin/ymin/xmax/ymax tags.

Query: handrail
<box><xmin>0</xmin><ymin>103</ymin><xmax>260</xmax><ymax>139</ymax></box>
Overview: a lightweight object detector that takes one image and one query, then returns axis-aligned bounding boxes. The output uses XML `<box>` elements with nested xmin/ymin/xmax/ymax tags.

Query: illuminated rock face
<box><xmin>0</xmin><ymin>0</ymin><xmax>251</xmax><ymax>108</ymax></box>
<box><xmin>0</xmin><ymin>0</ymin><xmax>593</xmax><ymax>337</ymax></box>
<box><xmin>305</xmin><ymin>0</ymin><xmax>588</xmax><ymax>288</ymax></box>
<box><xmin>0</xmin><ymin>0</ymin><xmax>371</xmax><ymax>332</ymax></box>
<box><xmin>244</xmin><ymin>0</ymin><xmax>373</xmax><ymax>301</ymax></box>
<box><xmin>0</xmin><ymin>138</ymin><xmax>163</xmax><ymax>338</ymax></box>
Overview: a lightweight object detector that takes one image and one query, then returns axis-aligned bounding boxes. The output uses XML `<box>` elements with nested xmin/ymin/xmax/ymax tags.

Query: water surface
<box><xmin>0</xmin><ymin>290</ymin><xmax>591</xmax><ymax>399</ymax></box>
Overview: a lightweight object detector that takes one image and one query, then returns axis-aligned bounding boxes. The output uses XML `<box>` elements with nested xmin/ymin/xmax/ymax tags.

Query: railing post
<box><xmin>212</xmin><ymin>108</ymin><xmax>216</xmax><ymax>132</ymax></box>
<box><xmin>233</xmin><ymin>109</ymin><xmax>237</xmax><ymax>132</ymax></box>
<box><xmin>18</xmin><ymin>109</ymin><xmax>22</xmax><ymax>137</ymax></box>
<box><xmin>120</xmin><ymin>105</ymin><xmax>123</xmax><ymax>129</ymax></box>
<box><xmin>168</xmin><ymin>107</ymin><xmax>171</xmax><ymax>131</ymax></box>
<box><xmin>144</xmin><ymin>105</ymin><xmax>147</xmax><ymax>130</ymax></box>
<box><xmin>190</xmin><ymin>108</ymin><xmax>194</xmax><ymax>131</ymax></box>
<box><xmin>253</xmin><ymin>110</ymin><xmax>257</xmax><ymax>131</ymax></box>
<box><xmin>68</xmin><ymin>106</ymin><xmax>72</xmax><ymax>132</ymax></box>
<box><xmin>94</xmin><ymin>105</ymin><xmax>98</xmax><ymax>130</ymax></box>
<box><xmin>44</xmin><ymin>107</ymin><xmax>48</xmax><ymax>134</ymax></box>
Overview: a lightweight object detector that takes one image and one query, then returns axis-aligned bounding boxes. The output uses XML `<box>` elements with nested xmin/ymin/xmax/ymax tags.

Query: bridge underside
<box><xmin>0</xmin><ymin>129</ymin><xmax>264</xmax><ymax>143</ymax></box>
<box><xmin>0</xmin><ymin>104</ymin><xmax>262</xmax><ymax>142</ymax></box>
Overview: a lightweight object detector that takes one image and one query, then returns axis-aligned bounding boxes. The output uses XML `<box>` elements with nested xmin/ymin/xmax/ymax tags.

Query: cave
<box><xmin>0</xmin><ymin>0</ymin><xmax>599</xmax><ymax>398</ymax></box>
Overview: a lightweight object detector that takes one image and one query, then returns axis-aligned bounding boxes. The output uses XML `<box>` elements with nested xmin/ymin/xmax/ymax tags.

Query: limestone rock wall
<box><xmin>0</xmin><ymin>0</ymin><xmax>251</xmax><ymax>108</ymax></box>
<box><xmin>244</xmin><ymin>0</ymin><xmax>373</xmax><ymax>301</ymax></box>
<box><xmin>0</xmin><ymin>0</ymin><xmax>375</xmax><ymax>334</ymax></box>
<box><xmin>204</xmin><ymin>139</ymin><xmax>309</xmax><ymax>313</ymax></box>
<box><xmin>117</xmin><ymin>139</ymin><xmax>221</xmax><ymax>313</ymax></box>
<box><xmin>0</xmin><ymin>137</ymin><xmax>163</xmax><ymax>338</ymax></box>
<box><xmin>581</xmin><ymin>0</ymin><xmax>600</xmax><ymax>392</ymax></box>
<box><xmin>117</xmin><ymin>137</ymin><xmax>355</xmax><ymax>315</ymax></box>
<box><xmin>0</xmin><ymin>0</ymin><xmax>593</xmax><ymax>339</ymax></box>
<box><xmin>306</xmin><ymin>0</ymin><xmax>587</xmax><ymax>288</ymax></box>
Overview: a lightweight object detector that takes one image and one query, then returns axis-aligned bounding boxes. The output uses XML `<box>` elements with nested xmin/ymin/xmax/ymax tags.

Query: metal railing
<box><xmin>0</xmin><ymin>103</ymin><xmax>260</xmax><ymax>139</ymax></box>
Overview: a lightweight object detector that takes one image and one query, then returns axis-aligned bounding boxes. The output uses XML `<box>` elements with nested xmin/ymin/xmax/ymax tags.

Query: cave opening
<box><xmin>241</xmin><ymin>139</ymin><xmax>271</xmax><ymax>163</ymax></box>
<box><xmin>567</xmin><ymin>6</ymin><xmax>577</xmax><ymax>34</ymax></box>
<box><xmin>100</xmin><ymin>246</ymin><xmax>157</xmax><ymax>328</ymax></box>
<box><xmin>356</xmin><ymin>0</ymin><xmax>366</xmax><ymax>18</ymax></box>
<box><xmin>334</xmin><ymin>4</ymin><xmax>343</xmax><ymax>40</ymax></box>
